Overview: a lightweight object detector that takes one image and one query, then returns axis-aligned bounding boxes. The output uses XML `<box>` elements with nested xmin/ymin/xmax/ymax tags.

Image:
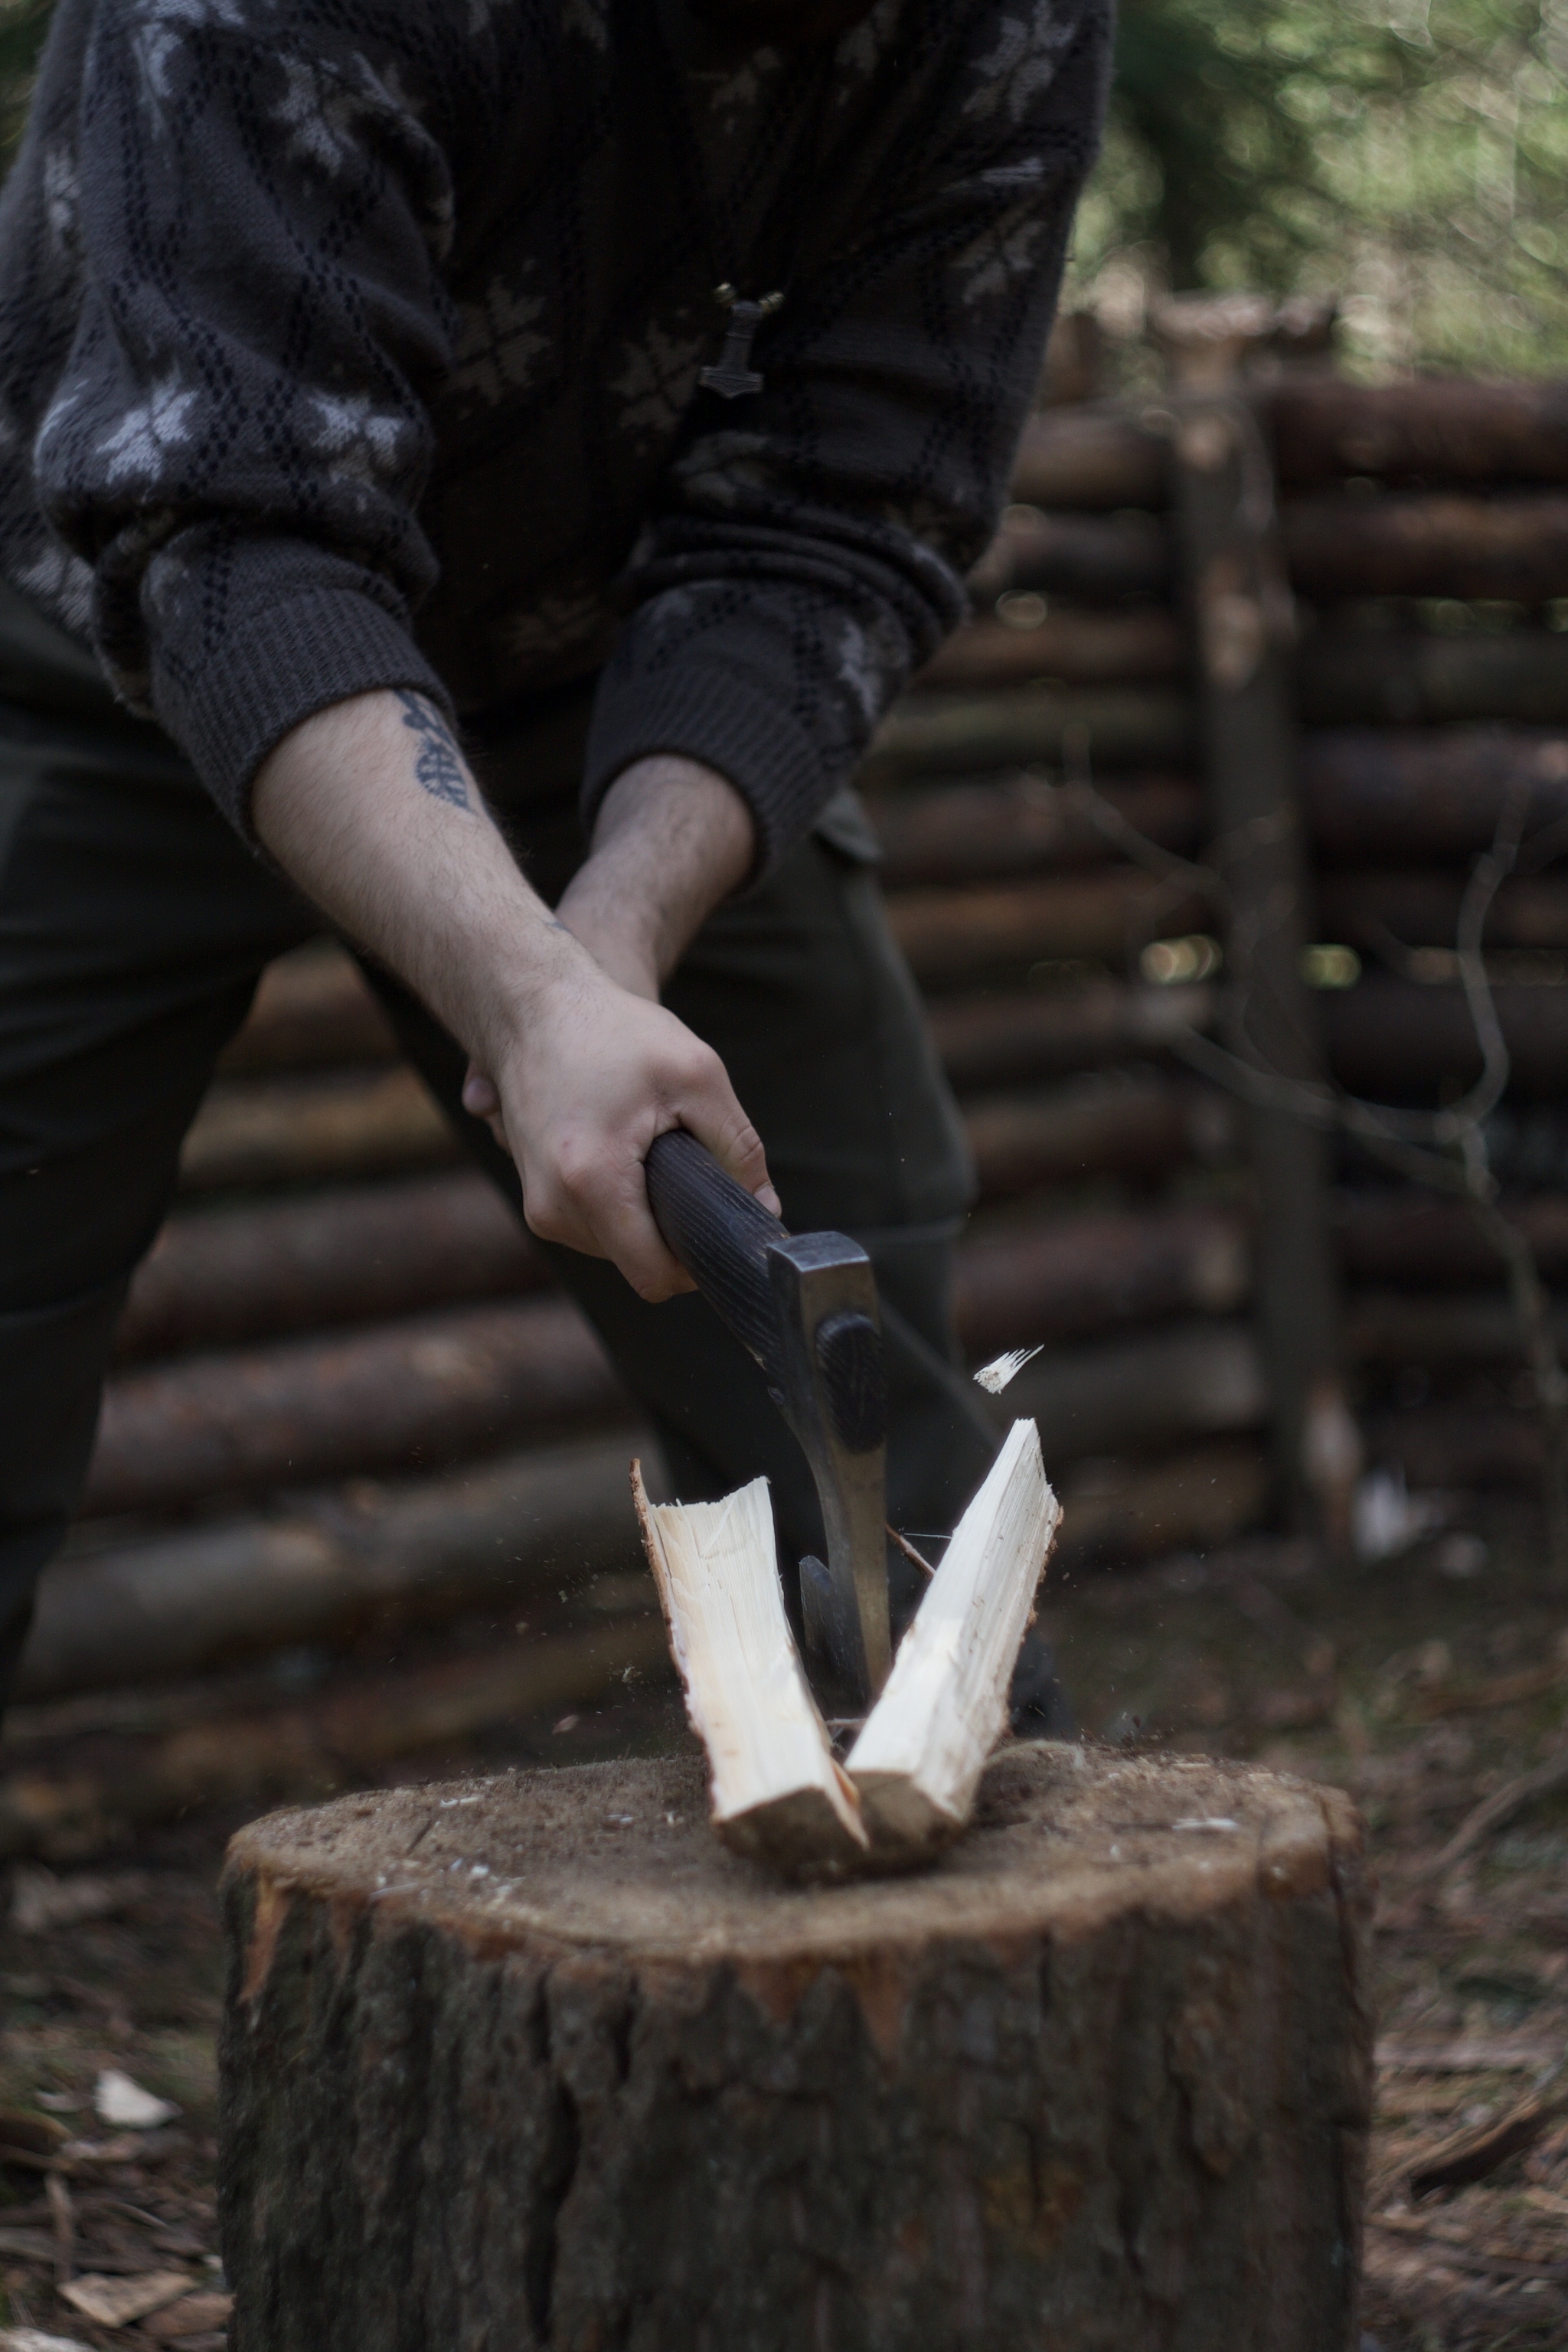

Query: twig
<box><xmin>45</xmin><ymin>2167</ymin><xmax>74</xmax><ymax>2285</ymax></box>
<box><xmin>886</xmin><ymin>1523</ymin><xmax>936</xmax><ymax>1580</ymax></box>
<box><xmin>1410</xmin><ymin>2063</ymin><xmax>1568</xmax><ymax>2197</ymax></box>
<box><xmin>1423</xmin><ymin>1746</ymin><xmax>1568</xmax><ymax>1879</ymax></box>
<box><xmin>1061</xmin><ymin>733</ymin><xmax>1568</xmax><ymax>1579</ymax></box>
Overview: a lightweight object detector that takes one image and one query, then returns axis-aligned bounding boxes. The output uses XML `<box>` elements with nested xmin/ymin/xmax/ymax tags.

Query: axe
<box><xmin>643</xmin><ymin>1128</ymin><xmax>890</xmax><ymax>1705</ymax></box>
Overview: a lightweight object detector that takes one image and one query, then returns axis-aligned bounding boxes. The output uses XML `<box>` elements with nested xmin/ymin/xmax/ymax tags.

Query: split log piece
<box><xmin>1299</xmin><ymin>629</ymin><xmax>1568</xmax><ymax>730</ymax></box>
<box><xmin>19</xmin><ymin>1433</ymin><xmax>648</xmax><ymax>1702</ymax></box>
<box><xmin>887</xmin><ymin>869</ymin><xmax>1211</xmax><ymax>985</ymax></box>
<box><xmin>218</xmin><ymin>1745</ymin><xmax>1371</xmax><ymax>2350</ymax></box>
<box><xmin>968</xmin><ymin>504</ymin><xmax>1171</xmax><ymax>605</ymax></box>
<box><xmin>847</xmin><ymin>1420</ymin><xmax>1059</xmax><ymax>1857</ymax></box>
<box><xmin>217</xmin><ymin>940</ymin><xmax>398</xmax><ymax>1075</ymax></box>
<box><xmin>1335</xmin><ymin>1188</ymin><xmax>1568</xmax><ymax>1287</ymax></box>
<box><xmin>115</xmin><ymin>1171</ymin><xmax>548</xmax><ymax>1361</ymax></box>
<box><xmin>916</xmin><ymin>608</ymin><xmax>1184</xmax><ymax>692</ymax></box>
<box><xmin>863</xmin><ymin>685</ymin><xmax>1195</xmax><ymax>784</ymax></box>
<box><xmin>1009</xmin><ymin>403</ymin><xmax>1168</xmax><ymax>509</ymax></box>
<box><xmin>1271</xmin><ymin>374</ymin><xmax>1568</xmax><ymax>491</ymax></box>
<box><xmin>179</xmin><ymin>1065</ymin><xmax>458</xmax><ymax>1191</ymax></box>
<box><xmin>632</xmin><ymin>1465</ymin><xmax>867</xmax><ymax>1877</ymax></box>
<box><xmin>1320</xmin><ymin>868</ymin><xmax>1568</xmax><ymax>952</ymax></box>
<box><xmin>867</xmin><ymin>774</ymin><xmax>1205</xmax><ymax>887</ymax></box>
<box><xmin>1303</xmin><ymin>727</ymin><xmax>1568</xmax><ymax>865</ymax></box>
<box><xmin>1282</xmin><ymin>490</ymin><xmax>1568</xmax><ymax>605</ymax></box>
<box><xmin>83</xmin><ymin>1298</ymin><xmax>629</xmax><ymax>1519</ymax></box>
<box><xmin>2</xmin><ymin>1615</ymin><xmax>674</xmax><ymax>1861</ymax></box>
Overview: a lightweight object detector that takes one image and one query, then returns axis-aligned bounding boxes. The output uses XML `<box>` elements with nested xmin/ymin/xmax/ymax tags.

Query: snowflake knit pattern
<box><xmin>0</xmin><ymin>0</ymin><xmax>1109</xmax><ymax>865</ymax></box>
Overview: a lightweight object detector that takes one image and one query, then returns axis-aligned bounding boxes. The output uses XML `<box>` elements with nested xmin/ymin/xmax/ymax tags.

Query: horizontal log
<box><xmin>888</xmin><ymin>870</ymin><xmax>1210</xmax><ymax>985</ymax></box>
<box><xmin>966</xmin><ymin>1073</ymin><xmax>1238</xmax><ymax>1198</ymax></box>
<box><xmin>1318</xmin><ymin>870</ymin><xmax>1568</xmax><ymax>952</ymax></box>
<box><xmin>1302</xmin><ymin>727</ymin><xmax>1568</xmax><ymax>864</ymax></box>
<box><xmin>969</xmin><ymin>505</ymin><xmax>1171</xmax><ymax>605</ymax></box>
<box><xmin>1299</xmin><ymin>629</ymin><xmax>1568</xmax><ymax>729</ymax></box>
<box><xmin>1005</xmin><ymin>1318</ymin><xmax>1265</xmax><ymax>1465</ymax></box>
<box><xmin>929</xmin><ymin>982</ymin><xmax>1217</xmax><ymax>1092</ymax></box>
<box><xmin>116</xmin><ymin>1172</ymin><xmax>548</xmax><ymax>1361</ymax></box>
<box><xmin>1055</xmin><ymin>1439</ymin><xmax>1272</xmax><ymax>1567</ymax></box>
<box><xmin>918</xmin><ymin>609</ymin><xmax>1184</xmax><ymax>691</ymax></box>
<box><xmin>218</xmin><ymin>941</ymin><xmax>397</xmax><ymax>1074</ymax></box>
<box><xmin>2</xmin><ymin>1615</ymin><xmax>675</xmax><ymax>1853</ymax></box>
<box><xmin>863</xmin><ymin>687</ymin><xmax>1195</xmax><ymax>782</ymax></box>
<box><xmin>1319</xmin><ymin>975</ymin><xmax>1568</xmax><ymax>1099</ymax></box>
<box><xmin>1335</xmin><ymin>1189</ymin><xmax>1568</xmax><ymax>1286</ymax></box>
<box><xmin>954</xmin><ymin>1204</ymin><xmax>1250</xmax><ymax>1359</ymax></box>
<box><xmin>1344</xmin><ymin>1289</ymin><xmax>1568</xmax><ymax>1366</ymax></box>
<box><xmin>180</xmin><ymin>1065</ymin><xmax>458</xmax><ymax>1191</ymax></box>
<box><xmin>1009</xmin><ymin>407</ymin><xmax>1167</xmax><ymax>511</ymax></box>
<box><xmin>1364</xmin><ymin>1403</ymin><xmax>1542</xmax><ymax>1491</ymax></box>
<box><xmin>24</xmin><ymin>1433</ymin><xmax>650</xmax><ymax>1700</ymax></box>
<box><xmin>1272</xmin><ymin>374</ymin><xmax>1568</xmax><ymax>491</ymax></box>
<box><xmin>868</xmin><ymin>776</ymin><xmax>1205</xmax><ymax>887</ymax></box>
<box><xmin>84</xmin><ymin>1296</ymin><xmax>630</xmax><ymax>1517</ymax></box>
<box><xmin>117</xmin><ymin>1049</ymin><xmax>1227</xmax><ymax>1360</ymax></box>
<box><xmin>88</xmin><ymin>1207</ymin><xmax>1251</xmax><ymax>1515</ymax></box>
<box><xmin>1282</xmin><ymin>492</ymin><xmax>1568</xmax><ymax>604</ymax></box>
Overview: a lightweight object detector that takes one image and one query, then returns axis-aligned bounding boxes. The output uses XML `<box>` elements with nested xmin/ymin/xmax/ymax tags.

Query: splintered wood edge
<box><xmin>849</xmin><ymin>1426</ymin><xmax>1061</xmax><ymax>1857</ymax></box>
<box><xmin>629</xmin><ymin>1459</ymin><xmax>871</xmax><ymax>1881</ymax></box>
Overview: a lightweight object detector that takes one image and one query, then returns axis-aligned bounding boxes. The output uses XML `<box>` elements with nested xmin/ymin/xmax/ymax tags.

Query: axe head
<box><xmin>766</xmin><ymin>1233</ymin><xmax>890</xmax><ymax>1706</ymax></box>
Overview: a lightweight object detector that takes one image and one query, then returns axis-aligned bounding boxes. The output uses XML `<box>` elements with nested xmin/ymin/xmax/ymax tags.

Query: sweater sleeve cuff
<box><xmin>583</xmin><ymin>658</ymin><xmax>832</xmax><ymax>879</ymax></box>
<box><xmin>149</xmin><ymin>582</ymin><xmax>452</xmax><ymax>842</ymax></box>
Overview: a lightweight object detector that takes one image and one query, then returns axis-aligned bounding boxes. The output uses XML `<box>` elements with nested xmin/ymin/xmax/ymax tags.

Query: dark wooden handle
<box><xmin>644</xmin><ymin>1129</ymin><xmax>788</xmax><ymax>1385</ymax></box>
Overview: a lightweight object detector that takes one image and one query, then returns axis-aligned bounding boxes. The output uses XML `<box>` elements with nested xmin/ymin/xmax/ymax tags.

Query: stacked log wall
<box><xmin>21</xmin><ymin>364</ymin><xmax>1568</xmax><ymax>1708</ymax></box>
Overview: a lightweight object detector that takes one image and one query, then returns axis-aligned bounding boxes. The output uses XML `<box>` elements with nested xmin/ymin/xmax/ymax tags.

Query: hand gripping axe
<box><xmin>643</xmin><ymin>1128</ymin><xmax>890</xmax><ymax>1705</ymax></box>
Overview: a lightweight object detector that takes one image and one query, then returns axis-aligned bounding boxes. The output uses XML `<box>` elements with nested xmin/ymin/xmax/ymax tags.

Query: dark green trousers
<box><xmin>0</xmin><ymin>600</ymin><xmax>997</xmax><ymax>1711</ymax></box>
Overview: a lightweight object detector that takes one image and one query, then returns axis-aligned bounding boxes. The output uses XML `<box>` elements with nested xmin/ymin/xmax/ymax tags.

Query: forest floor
<box><xmin>3</xmin><ymin>1491</ymin><xmax>1567</xmax><ymax>2349</ymax></box>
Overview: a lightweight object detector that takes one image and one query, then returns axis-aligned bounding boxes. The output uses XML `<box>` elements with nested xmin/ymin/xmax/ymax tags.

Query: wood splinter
<box><xmin>633</xmin><ymin>1419</ymin><xmax>1060</xmax><ymax>1877</ymax></box>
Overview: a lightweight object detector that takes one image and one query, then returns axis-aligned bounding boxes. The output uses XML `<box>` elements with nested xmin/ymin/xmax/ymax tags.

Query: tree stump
<box><xmin>219</xmin><ymin>1744</ymin><xmax>1372</xmax><ymax>2352</ymax></box>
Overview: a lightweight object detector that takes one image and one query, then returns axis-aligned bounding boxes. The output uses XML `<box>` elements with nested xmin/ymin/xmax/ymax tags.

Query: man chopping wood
<box><xmin>0</xmin><ymin>0</ymin><xmax>1109</xmax><ymax>1711</ymax></box>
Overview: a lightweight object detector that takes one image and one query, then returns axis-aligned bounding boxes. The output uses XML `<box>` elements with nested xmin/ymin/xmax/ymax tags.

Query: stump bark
<box><xmin>219</xmin><ymin>1743</ymin><xmax>1372</xmax><ymax>2352</ymax></box>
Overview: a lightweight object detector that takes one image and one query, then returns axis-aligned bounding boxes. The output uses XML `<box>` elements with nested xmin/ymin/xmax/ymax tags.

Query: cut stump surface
<box><xmin>219</xmin><ymin>1743</ymin><xmax>1372</xmax><ymax>2352</ymax></box>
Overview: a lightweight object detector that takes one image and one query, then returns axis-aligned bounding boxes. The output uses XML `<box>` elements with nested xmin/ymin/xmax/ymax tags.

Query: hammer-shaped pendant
<box><xmin>700</xmin><ymin>283</ymin><xmax>784</xmax><ymax>400</ymax></box>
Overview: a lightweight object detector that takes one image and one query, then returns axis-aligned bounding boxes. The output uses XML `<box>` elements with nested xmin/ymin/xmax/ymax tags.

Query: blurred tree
<box><xmin>0</xmin><ymin>0</ymin><xmax>49</xmax><ymax>175</ymax></box>
<box><xmin>1075</xmin><ymin>0</ymin><xmax>1568</xmax><ymax>375</ymax></box>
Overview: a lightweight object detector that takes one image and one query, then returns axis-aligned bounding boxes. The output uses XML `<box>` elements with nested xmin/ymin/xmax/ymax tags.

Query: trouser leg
<box><xmin>0</xmin><ymin>706</ymin><xmax>314</xmax><ymax>1711</ymax></box>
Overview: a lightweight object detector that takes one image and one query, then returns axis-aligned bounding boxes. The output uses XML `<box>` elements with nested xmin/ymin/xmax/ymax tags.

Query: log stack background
<box><xmin>18</xmin><ymin>359</ymin><xmax>1568</xmax><ymax>1720</ymax></box>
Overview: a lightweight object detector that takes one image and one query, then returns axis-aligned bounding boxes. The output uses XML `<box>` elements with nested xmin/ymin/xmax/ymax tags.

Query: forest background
<box><xmin>0</xmin><ymin>0</ymin><xmax>1565</xmax><ymax>378</ymax></box>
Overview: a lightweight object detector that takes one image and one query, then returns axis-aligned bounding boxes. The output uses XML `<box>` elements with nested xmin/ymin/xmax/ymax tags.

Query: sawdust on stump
<box><xmin>218</xmin><ymin>1743</ymin><xmax>1372</xmax><ymax>2351</ymax></box>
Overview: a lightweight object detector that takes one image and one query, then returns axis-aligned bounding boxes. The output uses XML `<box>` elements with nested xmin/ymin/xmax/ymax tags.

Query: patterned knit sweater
<box><xmin>0</xmin><ymin>0</ymin><xmax>1109</xmax><ymax>865</ymax></box>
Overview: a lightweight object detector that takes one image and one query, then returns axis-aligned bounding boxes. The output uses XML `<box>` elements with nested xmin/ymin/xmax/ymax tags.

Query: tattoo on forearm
<box><xmin>397</xmin><ymin>691</ymin><xmax>471</xmax><ymax>809</ymax></box>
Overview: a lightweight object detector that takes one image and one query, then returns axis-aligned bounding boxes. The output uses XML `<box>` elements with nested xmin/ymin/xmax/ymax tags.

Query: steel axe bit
<box><xmin>642</xmin><ymin>1129</ymin><xmax>890</xmax><ymax>1704</ymax></box>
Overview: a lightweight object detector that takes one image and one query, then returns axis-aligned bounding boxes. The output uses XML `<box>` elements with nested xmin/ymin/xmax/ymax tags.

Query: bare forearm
<box><xmin>249</xmin><ymin>691</ymin><xmax>776</xmax><ymax>1295</ymax></box>
<box><xmin>557</xmin><ymin>754</ymin><xmax>756</xmax><ymax>995</ymax></box>
<box><xmin>251</xmin><ymin>688</ymin><xmax>574</xmax><ymax>1073</ymax></box>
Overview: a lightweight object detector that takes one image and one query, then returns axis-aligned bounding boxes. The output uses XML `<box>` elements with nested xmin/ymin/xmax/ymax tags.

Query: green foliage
<box><xmin>1071</xmin><ymin>0</ymin><xmax>1568</xmax><ymax>375</ymax></box>
<box><xmin>0</xmin><ymin>0</ymin><xmax>50</xmax><ymax>174</ymax></box>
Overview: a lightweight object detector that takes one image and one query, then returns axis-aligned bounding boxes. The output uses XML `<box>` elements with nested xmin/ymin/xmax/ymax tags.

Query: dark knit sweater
<box><xmin>0</xmin><ymin>0</ymin><xmax>1109</xmax><ymax>867</ymax></box>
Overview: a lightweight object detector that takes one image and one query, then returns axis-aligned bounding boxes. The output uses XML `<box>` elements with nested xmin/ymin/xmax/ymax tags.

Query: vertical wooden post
<box><xmin>1157</xmin><ymin>297</ymin><xmax>1361</xmax><ymax>1547</ymax></box>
